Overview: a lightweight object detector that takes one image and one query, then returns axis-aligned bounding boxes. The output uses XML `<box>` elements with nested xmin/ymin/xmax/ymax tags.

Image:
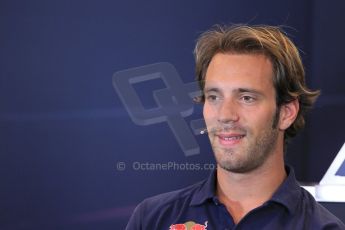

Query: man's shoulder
<box><xmin>125</xmin><ymin>179</ymin><xmax>208</xmax><ymax>229</ymax></box>
<box><xmin>299</xmin><ymin>187</ymin><xmax>345</xmax><ymax>228</ymax></box>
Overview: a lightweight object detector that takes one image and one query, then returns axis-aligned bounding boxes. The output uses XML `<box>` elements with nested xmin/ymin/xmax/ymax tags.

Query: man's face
<box><xmin>203</xmin><ymin>53</ymin><xmax>281</xmax><ymax>173</ymax></box>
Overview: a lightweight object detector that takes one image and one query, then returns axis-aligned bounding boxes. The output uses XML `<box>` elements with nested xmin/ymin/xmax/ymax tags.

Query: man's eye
<box><xmin>241</xmin><ymin>95</ymin><xmax>255</xmax><ymax>103</ymax></box>
<box><xmin>206</xmin><ymin>95</ymin><xmax>218</xmax><ymax>101</ymax></box>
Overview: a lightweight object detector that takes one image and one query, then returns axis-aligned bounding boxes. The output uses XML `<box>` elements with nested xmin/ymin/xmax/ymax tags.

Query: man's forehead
<box><xmin>207</xmin><ymin>53</ymin><xmax>273</xmax><ymax>73</ymax></box>
<box><xmin>204</xmin><ymin>53</ymin><xmax>275</xmax><ymax>88</ymax></box>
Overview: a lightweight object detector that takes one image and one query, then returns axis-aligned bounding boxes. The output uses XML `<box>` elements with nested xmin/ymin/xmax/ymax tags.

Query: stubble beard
<box><xmin>211</xmin><ymin>109</ymin><xmax>280</xmax><ymax>174</ymax></box>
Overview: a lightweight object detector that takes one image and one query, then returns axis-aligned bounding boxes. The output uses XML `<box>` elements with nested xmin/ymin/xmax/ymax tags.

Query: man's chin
<box><xmin>217</xmin><ymin>159</ymin><xmax>263</xmax><ymax>174</ymax></box>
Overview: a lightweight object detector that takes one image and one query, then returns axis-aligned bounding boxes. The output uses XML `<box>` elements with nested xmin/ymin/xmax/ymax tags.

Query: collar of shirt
<box><xmin>190</xmin><ymin>165</ymin><xmax>301</xmax><ymax>214</ymax></box>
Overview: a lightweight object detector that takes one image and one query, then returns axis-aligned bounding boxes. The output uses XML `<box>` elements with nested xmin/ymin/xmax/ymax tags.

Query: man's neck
<box><xmin>216</xmin><ymin>154</ymin><xmax>286</xmax><ymax>224</ymax></box>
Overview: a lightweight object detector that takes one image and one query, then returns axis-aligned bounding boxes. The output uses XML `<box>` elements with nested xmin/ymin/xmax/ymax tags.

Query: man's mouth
<box><xmin>221</xmin><ymin>135</ymin><xmax>244</xmax><ymax>141</ymax></box>
<box><xmin>217</xmin><ymin>133</ymin><xmax>246</xmax><ymax>146</ymax></box>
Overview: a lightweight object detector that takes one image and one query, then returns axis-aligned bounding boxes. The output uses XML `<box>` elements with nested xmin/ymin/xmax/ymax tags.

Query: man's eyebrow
<box><xmin>203</xmin><ymin>87</ymin><xmax>221</xmax><ymax>93</ymax></box>
<box><xmin>236</xmin><ymin>88</ymin><xmax>263</xmax><ymax>95</ymax></box>
<box><xmin>204</xmin><ymin>87</ymin><xmax>263</xmax><ymax>95</ymax></box>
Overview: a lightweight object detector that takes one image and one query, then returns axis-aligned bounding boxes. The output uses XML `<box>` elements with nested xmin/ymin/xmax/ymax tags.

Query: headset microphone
<box><xmin>200</xmin><ymin>128</ymin><xmax>208</xmax><ymax>135</ymax></box>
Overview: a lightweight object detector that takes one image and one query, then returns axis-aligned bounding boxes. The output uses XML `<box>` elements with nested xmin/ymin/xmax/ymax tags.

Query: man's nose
<box><xmin>217</xmin><ymin>99</ymin><xmax>239</xmax><ymax>124</ymax></box>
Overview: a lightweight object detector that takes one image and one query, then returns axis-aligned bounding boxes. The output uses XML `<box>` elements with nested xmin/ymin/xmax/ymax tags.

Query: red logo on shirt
<box><xmin>169</xmin><ymin>221</ymin><xmax>208</xmax><ymax>230</ymax></box>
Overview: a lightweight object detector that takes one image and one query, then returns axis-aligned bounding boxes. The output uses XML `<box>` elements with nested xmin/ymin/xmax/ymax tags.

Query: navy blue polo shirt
<box><xmin>126</xmin><ymin>166</ymin><xmax>345</xmax><ymax>229</ymax></box>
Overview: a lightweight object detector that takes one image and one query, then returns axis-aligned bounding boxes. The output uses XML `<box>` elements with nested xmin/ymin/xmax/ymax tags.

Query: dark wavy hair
<box><xmin>194</xmin><ymin>24</ymin><xmax>320</xmax><ymax>141</ymax></box>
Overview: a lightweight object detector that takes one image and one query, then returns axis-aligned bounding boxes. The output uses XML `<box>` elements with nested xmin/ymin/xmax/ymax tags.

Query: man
<box><xmin>126</xmin><ymin>25</ymin><xmax>345</xmax><ymax>229</ymax></box>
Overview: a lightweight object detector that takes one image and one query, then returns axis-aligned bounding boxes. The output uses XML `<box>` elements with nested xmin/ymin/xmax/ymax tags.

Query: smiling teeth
<box><xmin>224</xmin><ymin>136</ymin><xmax>243</xmax><ymax>140</ymax></box>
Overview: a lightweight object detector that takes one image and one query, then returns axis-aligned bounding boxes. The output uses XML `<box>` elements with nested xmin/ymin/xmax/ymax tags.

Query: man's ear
<box><xmin>278</xmin><ymin>99</ymin><xmax>299</xmax><ymax>131</ymax></box>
